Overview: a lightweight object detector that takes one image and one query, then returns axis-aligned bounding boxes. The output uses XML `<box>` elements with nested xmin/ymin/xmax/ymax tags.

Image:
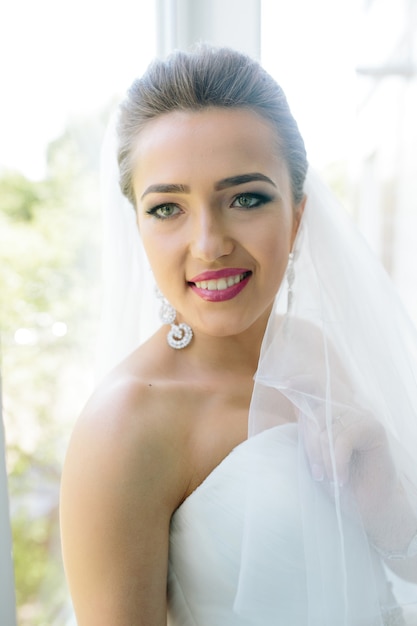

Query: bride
<box><xmin>60</xmin><ymin>46</ymin><xmax>417</xmax><ymax>625</ymax></box>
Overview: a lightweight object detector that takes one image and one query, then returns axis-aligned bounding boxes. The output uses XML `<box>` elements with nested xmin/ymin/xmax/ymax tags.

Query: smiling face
<box><xmin>132</xmin><ymin>107</ymin><xmax>304</xmax><ymax>341</ymax></box>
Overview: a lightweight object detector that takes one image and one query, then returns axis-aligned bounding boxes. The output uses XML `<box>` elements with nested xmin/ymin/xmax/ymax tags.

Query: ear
<box><xmin>291</xmin><ymin>194</ymin><xmax>306</xmax><ymax>243</ymax></box>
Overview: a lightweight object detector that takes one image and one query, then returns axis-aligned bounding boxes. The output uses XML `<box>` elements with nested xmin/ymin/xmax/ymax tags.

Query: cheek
<box><xmin>253</xmin><ymin>216</ymin><xmax>293</xmax><ymax>257</ymax></box>
<box><xmin>253</xmin><ymin>221</ymin><xmax>293</xmax><ymax>287</ymax></box>
<box><xmin>140</xmin><ymin>231</ymin><xmax>182</xmax><ymax>292</ymax></box>
<box><xmin>141</xmin><ymin>240</ymin><xmax>167</xmax><ymax>276</ymax></box>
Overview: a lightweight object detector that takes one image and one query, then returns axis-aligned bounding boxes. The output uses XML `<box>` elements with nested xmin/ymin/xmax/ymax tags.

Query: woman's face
<box><xmin>132</xmin><ymin>107</ymin><xmax>304</xmax><ymax>340</ymax></box>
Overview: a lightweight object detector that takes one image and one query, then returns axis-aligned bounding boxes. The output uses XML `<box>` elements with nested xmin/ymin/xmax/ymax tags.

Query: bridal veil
<box><xmin>97</xmin><ymin>92</ymin><xmax>417</xmax><ymax>625</ymax></box>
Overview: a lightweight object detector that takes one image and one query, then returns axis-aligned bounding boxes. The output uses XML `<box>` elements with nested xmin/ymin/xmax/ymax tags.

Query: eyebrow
<box><xmin>140</xmin><ymin>183</ymin><xmax>189</xmax><ymax>200</ymax></box>
<box><xmin>214</xmin><ymin>173</ymin><xmax>277</xmax><ymax>191</ymax></box>
<box><xmin>140</xmin><ymin>172</ymin><xmax>277</xmax><ymax>200</ymax></box>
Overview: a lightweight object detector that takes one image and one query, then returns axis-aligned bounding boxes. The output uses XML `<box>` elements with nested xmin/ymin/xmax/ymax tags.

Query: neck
<box><xmin>174</xmin><ymin>307</ymin><xmax>271</xmax><ymax>379</ymax></box>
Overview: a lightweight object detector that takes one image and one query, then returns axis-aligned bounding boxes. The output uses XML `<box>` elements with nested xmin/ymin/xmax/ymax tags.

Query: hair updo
<box><xmin>117</xmin><ymin>45</ymin><xmax>308</xmax><ymax>207</ymax></box>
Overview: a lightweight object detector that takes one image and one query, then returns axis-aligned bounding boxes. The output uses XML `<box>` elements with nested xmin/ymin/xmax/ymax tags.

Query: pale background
<box><xmin>1</xmin><ymin>1</ymin><xmax>416</xmax><ymax>623</ymax></box>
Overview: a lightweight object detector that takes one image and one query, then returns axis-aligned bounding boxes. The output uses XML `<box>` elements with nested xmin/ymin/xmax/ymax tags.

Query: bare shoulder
<box><xmin>60</xmin><ymin>348</ymin><xmax>190</xmax><ymax>624</ymax></box>
<box><xmin>62</xmin><ymin>360</ymin><xmax>190</xmax><ymax>512</ymax></box>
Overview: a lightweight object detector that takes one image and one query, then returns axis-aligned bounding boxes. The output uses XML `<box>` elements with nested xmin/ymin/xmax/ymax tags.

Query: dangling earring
<box><xmin>155</xmin><ymin>287</ymin><xmax>193</xmax><ymax>350</ymax></box>
<box><xmin>283</xmin><ymin>251</ymin><xmax>295</xmax><ymax>338</ymax></box>
<box><xmin>286</xmin><ymin>251</ymin><xmax>295</xmax><ymax>314</ymax></box>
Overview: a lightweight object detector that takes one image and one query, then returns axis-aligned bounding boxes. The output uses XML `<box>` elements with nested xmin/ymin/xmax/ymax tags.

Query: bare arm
<box><xmin>60</xmin><ymin>379</ymin><xmax>187</xmax><ymax>625</ymax></box>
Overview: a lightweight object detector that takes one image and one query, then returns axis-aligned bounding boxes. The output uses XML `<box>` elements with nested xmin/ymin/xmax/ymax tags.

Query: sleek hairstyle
<box><xmin>117</xmin><ymin>46</ymin><xmax>308</xmax><ymax>207</ymax></box>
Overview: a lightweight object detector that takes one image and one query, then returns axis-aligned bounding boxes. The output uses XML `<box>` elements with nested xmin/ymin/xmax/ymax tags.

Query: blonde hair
<box><xmin>117</xmin><ymin>46</ymin><xmax>307</xmax><ymax>207</ymax></box>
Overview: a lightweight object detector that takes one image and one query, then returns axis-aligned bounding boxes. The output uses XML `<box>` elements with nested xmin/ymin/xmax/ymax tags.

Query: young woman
<box><xmin>60</xmin><ymin>46</ymin><xmax>417</xmax><ymax>625</ymax></box>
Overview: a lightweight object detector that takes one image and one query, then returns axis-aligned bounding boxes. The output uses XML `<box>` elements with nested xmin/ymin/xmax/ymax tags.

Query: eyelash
<box><xmin>145</xmin><ymin>192</ymin><xmax>271</xmax><ymax>220</ymax></box>
<box><xmin>145</xmin><ymin>204</ymin><xmax>180</xmax><ymax>219</ymax></box>
<box><xmin>231</xmin><ymin>192</ymin><xmax>271</xmax><ymax>209</ymax></box>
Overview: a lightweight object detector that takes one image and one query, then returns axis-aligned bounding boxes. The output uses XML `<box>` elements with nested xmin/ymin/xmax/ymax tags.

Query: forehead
<box><xmin>131</xmin><ymin>108</ymin><xmax>289</xmax><ymax>192</ymax></box>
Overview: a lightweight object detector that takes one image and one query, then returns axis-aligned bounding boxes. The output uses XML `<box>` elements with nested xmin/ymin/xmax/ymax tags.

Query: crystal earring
<box><xmin>155</xmin><ymin>287</ymin><xmax>193</xmax><ymax>350</ymax></box>
<box><xmin>286</xmin><ymin>251</ymin><xmax>295</xmax><ymax>314</ymax></box>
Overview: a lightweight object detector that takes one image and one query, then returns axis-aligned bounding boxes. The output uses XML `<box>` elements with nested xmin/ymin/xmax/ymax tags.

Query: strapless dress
<box><xmin>167</xmin><ymin>424</ymin><xmax>408</xmax><ymax>625</ymax></box>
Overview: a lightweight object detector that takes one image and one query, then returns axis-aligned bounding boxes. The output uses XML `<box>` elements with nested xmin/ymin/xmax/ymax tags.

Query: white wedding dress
<box><xmin>98</xmin><ymin>125</ymin><xmax>417</xmax><ymax>624</ymax></box>
<box><xmin>167</xmin><ymin>424</ymin><xmax>404</xmax><ymax>626</ymax></box>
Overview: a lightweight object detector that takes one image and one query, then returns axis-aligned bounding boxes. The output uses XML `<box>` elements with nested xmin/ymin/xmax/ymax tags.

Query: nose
<box><xmin>189</xmin><ymin>208</ymin><xmax>234</xmax><ymax>262</ymax></box>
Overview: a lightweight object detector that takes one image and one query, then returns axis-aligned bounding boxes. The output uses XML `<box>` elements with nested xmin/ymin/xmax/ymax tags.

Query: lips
<box><xmin>194</xmin><ymin>273</ymin><xmax>247</xmax><ymax>291</ymax></box>
<box><xmin>188</xmin><ymin>269</ymin><xmax>252</xmax><ymax>302</ymax></box>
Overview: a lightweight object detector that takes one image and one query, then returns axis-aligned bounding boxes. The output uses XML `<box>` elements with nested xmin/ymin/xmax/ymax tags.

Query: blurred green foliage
<box><xmin>0</xmin><ymin>109</ymin><xmax>109</xmax><ymax>625</ymax></box>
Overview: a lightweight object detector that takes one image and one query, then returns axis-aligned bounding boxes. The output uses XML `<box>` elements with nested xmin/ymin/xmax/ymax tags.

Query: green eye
<box><xmin>157</xmin><ymin>204</ymin><xmax>177</xmax><ymax>217</ymax></box>
<box><xmin>232</xmin><ymin>193</ymin><xmax>269</xmax><ymax>209</ymax></box>
<box><xmin>237</xmin><ymin>195</ymin><xmax>254</xmax><ymax>207</ymax></box>
<box><xmin>146</xmin><ymin>204</ymin><xmax>180</xmax><ymax>219</ymax></box>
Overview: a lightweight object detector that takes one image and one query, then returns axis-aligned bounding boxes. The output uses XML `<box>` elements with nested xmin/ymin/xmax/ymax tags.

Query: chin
<box><xmin>194</xmin><ymin>312</ymin><xmax>270</xmax><ymax>341</ymax></box>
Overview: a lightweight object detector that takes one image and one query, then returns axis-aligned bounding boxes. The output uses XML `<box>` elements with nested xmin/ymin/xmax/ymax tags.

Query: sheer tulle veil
<box><xmin>97</xmin><ymin>102</ymin><xmax>417</xmax><ymax>623</ymax></box>
<box><xmin>238</xmin><ymin>171</ymin><xmax>417</xmax><ymax>624</ymax></box>
<box><xmin>97</xmin><ymin>115</ymin><xmax>159</xmax><ymax>376</ymax></box>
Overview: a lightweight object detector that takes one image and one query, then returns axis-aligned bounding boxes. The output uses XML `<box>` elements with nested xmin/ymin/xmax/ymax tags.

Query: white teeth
<box><xmin>194</xmin><ymin>273</ymin><xmax>246</xmax><ymax>291</ymax></box>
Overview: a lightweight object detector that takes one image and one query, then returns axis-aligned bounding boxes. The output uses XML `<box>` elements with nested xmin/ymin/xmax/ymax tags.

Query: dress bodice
<box><xmin>167</xmin><ymin>424</ymin><xmax>404</xmax><ymax>626</ymax></box>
